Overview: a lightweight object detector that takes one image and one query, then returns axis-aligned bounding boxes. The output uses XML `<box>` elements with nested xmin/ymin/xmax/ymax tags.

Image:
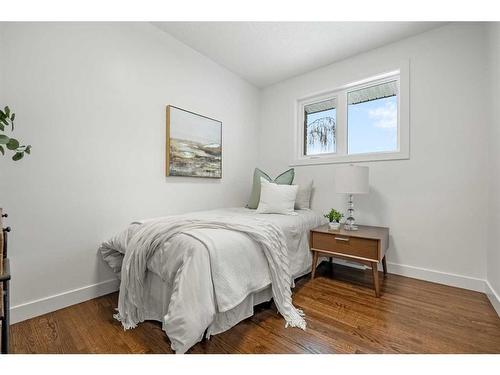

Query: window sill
<box><xmin>290</xmin><ymin>150</ymin><xmax>409</xmax><ymax>166</ymax></box>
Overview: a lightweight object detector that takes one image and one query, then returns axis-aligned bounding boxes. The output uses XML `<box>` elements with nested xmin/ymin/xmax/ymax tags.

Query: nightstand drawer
<box><xmin>311</xmin><ymin>232</ymin><xmax>378</xmax><ymax>260</ymax></box>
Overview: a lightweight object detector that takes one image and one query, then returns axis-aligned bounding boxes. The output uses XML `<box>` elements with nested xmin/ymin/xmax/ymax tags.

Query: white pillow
<box><xmin>294</xmin><ymin>180</ymin><xmax>313</xmax><ymax>210</ymax></box>
<box><xmin>256</xmin><ymin>177</ymin><xmax>298</xmax><ymax>215</ymax></box>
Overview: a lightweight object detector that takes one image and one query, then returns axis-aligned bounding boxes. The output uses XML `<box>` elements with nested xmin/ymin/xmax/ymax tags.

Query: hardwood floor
<box><xmin>10</xmin><ymin>262</ymin><xmax>500</xmax><ymax>354</ymax></box>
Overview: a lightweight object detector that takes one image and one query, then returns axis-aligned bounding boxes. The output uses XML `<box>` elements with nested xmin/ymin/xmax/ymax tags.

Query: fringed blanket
<box><xmin>112</xmin><ymin>216</ymin><xmax>307</xmax><ymax>332</ymax></box>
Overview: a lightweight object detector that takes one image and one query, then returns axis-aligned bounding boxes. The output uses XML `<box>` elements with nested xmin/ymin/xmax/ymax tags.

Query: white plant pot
<box><xmin>328</xmin><ymin>222</ymin><xmax>341</xmax><ymax>230</ymax></box>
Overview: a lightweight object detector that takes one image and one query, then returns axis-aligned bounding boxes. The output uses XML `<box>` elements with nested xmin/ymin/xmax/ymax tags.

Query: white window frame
<box><xmin>300</xmin><ymin>92</ymin><xmax>339</xmax><ymax>157</ymax></box>
<box><xmin>292</xmin><ymin>64</ymin><xmax>409</xmax><ymax>166</ymax></box>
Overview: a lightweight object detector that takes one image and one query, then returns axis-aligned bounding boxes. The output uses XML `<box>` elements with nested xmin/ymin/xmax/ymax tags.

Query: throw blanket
<box><xmin>114</xmin><ymin>216</ymin><xmax>307</xmax><ymax>331</ymax></box>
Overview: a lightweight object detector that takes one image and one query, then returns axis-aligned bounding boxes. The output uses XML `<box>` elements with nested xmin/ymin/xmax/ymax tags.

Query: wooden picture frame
<box><xmin>166</xmin><ymin>105</ymin><xmax>222</xmax><ymax>179</ymax></box>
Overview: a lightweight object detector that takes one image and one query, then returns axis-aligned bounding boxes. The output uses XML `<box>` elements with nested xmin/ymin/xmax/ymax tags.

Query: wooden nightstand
<box><xmin>310</xmin><ymin>224</ymin><xmax>389</xmax><ymax>297</ymax></box>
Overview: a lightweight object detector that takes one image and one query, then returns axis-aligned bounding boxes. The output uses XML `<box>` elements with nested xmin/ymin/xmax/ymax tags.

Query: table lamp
<box><xmin>335</xmin><ymin>165</ymin><xmax>369</xmax><ymax>230</ymax></box>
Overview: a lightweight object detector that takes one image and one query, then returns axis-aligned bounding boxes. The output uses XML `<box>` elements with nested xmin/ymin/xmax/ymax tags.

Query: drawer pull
<box><xmin>335</xmin><ymin>237</ymin><xmax>350</xmax><ymax>242</ymax></box>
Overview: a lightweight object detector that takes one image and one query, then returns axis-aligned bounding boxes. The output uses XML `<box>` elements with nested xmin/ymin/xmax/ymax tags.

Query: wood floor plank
<box><xmin>10</xmin><ymin>263</ymin><xmax>500</xmax><ymax>354</ymax></box>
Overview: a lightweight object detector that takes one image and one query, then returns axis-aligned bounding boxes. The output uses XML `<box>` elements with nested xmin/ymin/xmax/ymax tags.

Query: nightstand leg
<box><xmin>371</xmin><ymin>262</ymin><xmax>380</xmax><ymax>297</ymax></box>
<box><xmin>382</xmin><ymin>256</ymin><xmax>387</xmax><ymax>275</ymax></box>
<box><xmin>311</xmin><ymin>251</ymin><xmax>319</xmax><ymax>279</ymax></box>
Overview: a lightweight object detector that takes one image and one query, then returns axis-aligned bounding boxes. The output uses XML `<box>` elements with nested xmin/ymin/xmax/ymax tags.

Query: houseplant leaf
<box><xmin>6</xmin><ymin>137</ymin><xmax>19</xmax><ymax>150</ymax></box>
<box><xmin>12</xmin><ymin>152</ymin><xmax>24</xmax><ymax>161</ymax></box>
<box><xmin>0</xmin><ymin>135</ymin><xmax>10</xmax><ymax>144</ymax></box>
<box><xmin>0</xmin><ymin>145</ymin><xmax>4</xmax><ymax>155</ymax></box>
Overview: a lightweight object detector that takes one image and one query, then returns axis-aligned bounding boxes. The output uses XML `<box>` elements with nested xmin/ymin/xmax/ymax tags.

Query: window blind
<box><xmin>304</xmin><ymin>98</ymin><xmax>336</xmax><ymax>115</ymax></box>
<box><xmin>348</xmin><ymin>81</ymin><xmax>398</xmax><ymax>105</ymax></box>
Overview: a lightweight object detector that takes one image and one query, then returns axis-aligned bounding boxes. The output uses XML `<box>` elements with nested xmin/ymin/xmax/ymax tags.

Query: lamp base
<box><xmin>344</xmin><ymin>194</ymin><xmax>359</xmax><ymax>231</ymax></box>
<box><xmin>343</xmin><ymin>223</ymin><xmax>358</xmax><ymax>231</ymax></box>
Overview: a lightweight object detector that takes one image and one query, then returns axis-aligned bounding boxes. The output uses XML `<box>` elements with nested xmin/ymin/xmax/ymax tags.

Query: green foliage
<box><xmin>0</xmin><ymin>106</ymin><xmax>31</xmax><ymax>161</ymax></box>
<box><xmin>324</xmin><ymin>208</ymin><xmax>343</xmax><ymax>223</ymax></box>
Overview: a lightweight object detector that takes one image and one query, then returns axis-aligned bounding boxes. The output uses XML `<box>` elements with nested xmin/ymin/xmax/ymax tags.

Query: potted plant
<box><xmin>324</xmin><ymin>208</ymin><xmax>343</xmax><ymax>230</ymax></box>
<box><xmin>0</xmin><ymin>106</ymin><xmax>31</xmax><ymax>161</ymax></box>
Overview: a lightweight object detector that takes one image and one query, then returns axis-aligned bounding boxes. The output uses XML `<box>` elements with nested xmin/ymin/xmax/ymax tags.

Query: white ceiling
<box><xmin>153</xmin><ymin>22</ymin><xmax>446</xmax><ymax>88</ymax></box>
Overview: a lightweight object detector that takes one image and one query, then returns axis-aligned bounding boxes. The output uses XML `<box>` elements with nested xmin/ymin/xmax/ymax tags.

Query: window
<box><xmin>304</xmin><ymin>98</ymin><xmax>336</xmax><ymax>156</ymax></box>
<box><xmin>293</xmin><ymin>67</ymin><xmax>409</xmax><ymax>165</ymax></box>
<box><xmin>347</xmin><ymin>81</ymin><xmax>398</xmax><ymax>155</ymax></box>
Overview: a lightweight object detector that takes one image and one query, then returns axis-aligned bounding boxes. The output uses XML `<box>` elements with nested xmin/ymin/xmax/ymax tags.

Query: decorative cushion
<box><xmin>256</xmin><ymin>178</ymin><xmax>298</xmax><ymax>215</ymax></box>
<box><xmin>246</xmin><ymin>168</ymin><xmax>295</xmax><ymax>209</ymax></box>
<box><xmin>294</xmin><ymin>180</ymin><xmax>313</xmax><ymax>210</ymax></box>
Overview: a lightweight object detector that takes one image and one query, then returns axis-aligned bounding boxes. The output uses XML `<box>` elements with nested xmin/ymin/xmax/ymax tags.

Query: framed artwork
<box><xmin>166</xmin><ymin>105</ymin><xmax>222</xmax><ymax>178</ymax></box>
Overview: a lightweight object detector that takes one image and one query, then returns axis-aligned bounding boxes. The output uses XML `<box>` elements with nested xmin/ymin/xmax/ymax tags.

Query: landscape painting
<box><xmin>166</xmin><ymin>105</ymin><xmax>222</xmax><ymax>178</ymax></box>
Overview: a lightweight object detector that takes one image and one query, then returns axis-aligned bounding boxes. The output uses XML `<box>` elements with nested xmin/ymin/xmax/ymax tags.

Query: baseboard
<box><xmin>485</xmin><ymin>280</ymin><xmax>500</xmax><ymax>317</ymax></box>
<box><xmin>10</xmin><ymin>278</ymin><xmax>120</xmax><ymax>324</ymax></box>
<box><xmin>386</xmin><ymin>262</ymin><xmax>486</xmax><ymax>292</ymax></box>
<box><xmin>323</xmin><ymin>258</ymin><xmax>486</xmax><ymax>293</ymax></box>
<box><xmin>326</xmin><ymin>257</ymin><xmax>366</xmax><ymax>270</ymax></box>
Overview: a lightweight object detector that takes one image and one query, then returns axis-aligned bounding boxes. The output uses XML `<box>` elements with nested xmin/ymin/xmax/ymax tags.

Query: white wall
<box><xmin>0</xmin><ymin>24</ymin><xmax>4</xmax><ymax>101</ymax></box>
<box><xmin>487</xmin><ymin>23</ymin><xmax>500</xmax><ymax>314</ymax></box>
<box><xmin>0</xmin><ymin>22</ymin><xmax>260</xmax><ymax>321</ymax></box>
<box><xmin>259</xmin><ymin>23</ymin><xmax>490</xmax><ymax>289</ymax></box>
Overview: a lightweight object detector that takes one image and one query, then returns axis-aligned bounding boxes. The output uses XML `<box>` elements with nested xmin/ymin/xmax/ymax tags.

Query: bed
<box><xmin>99</xmin><ymin>207</ymin><xmax>326</xmax><ymax>353</ymax></box>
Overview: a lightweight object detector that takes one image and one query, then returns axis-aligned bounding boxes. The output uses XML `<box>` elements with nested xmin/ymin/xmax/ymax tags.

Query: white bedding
<box><xmin>99</xmin><ymin>207</ymin><xmax>326</xmax><ymax>353</ymax></box>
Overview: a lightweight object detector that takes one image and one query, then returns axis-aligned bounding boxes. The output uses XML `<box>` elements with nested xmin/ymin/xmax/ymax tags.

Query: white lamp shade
<box><xmin>335</xmin><ymin>165</ymin><xmax>369</xmax><ymax>194</ymax></box>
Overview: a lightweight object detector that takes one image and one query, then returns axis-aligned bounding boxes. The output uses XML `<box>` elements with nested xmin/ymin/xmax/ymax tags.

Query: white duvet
<box><xmin>99</xmin><ymin>207</ymin><xmax>326</xmax><ymax>353</ymax></box>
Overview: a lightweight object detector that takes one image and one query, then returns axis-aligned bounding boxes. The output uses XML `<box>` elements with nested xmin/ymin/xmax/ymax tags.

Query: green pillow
<box><xmin>246</xmin><ymin>168</ymin><xmax>295</xmax><ymax>209</ymax></box>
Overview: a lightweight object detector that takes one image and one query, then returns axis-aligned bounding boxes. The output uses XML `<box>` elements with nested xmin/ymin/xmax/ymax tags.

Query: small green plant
<box><xmin>324</xmin><ymin>208</ymin><xmax>343</xmax><ymax>223</ymax></box>
<box><xmin>0</xmin><ymin>106</ymin><xmax>31</xmax><ymax>161</ymax></box>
